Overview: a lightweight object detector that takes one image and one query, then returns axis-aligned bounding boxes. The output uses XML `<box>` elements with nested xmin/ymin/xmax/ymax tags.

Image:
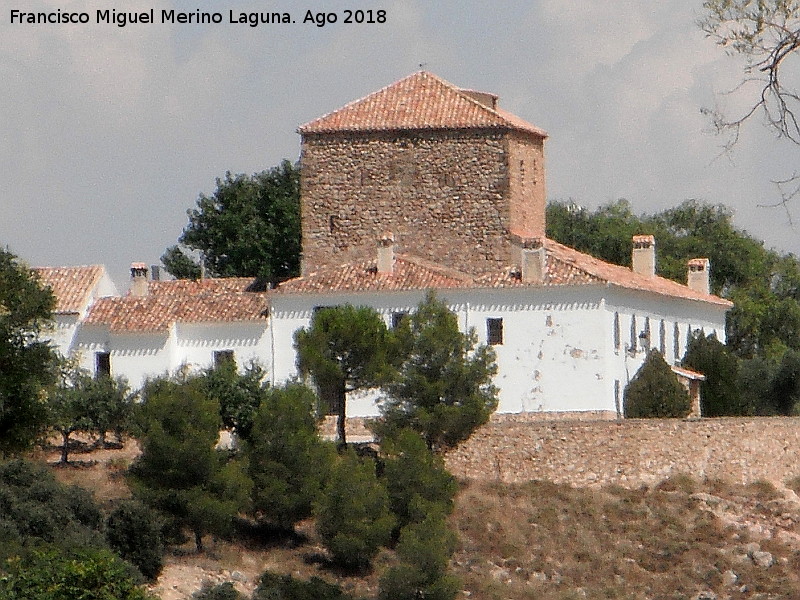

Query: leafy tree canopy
<box><xmin>314</xmin><ymin>448</ymin><xmax>395</xmax><ymax>570</ymax></box>
<box><xmin>245</xmin><ymin>383</ymin><xmax>335</xmax><ymax>531</ymax></box>
<box><xmin>375</xmin><ymin>292</ymin><xmax>498</xmax><ymax>452</ymax></box>
<box><xmin>128</xmin><ymin>377</ymin><xmax>251</xmax><ymax>552</ymax></box>
<box><xmin>162</xmin><ymin>160</ymin><xmax>300</xmax><ymax>284</ymax></box>
<box><xmin>0</xmin><ymin>458</ymin><xmax>105</xmax><ymax>562</ymax></box>
<box><xmin>547</xmin><ymin>199</ymin><xmax>800</xmax><ymax>360</ymax></box>
<box><xmin>0</xmin><ymin>249</ymin><xmax>58</xmax><ymax>456</ymax></box>
<box><xmin>200</xmin><ymin>360</ymin><xmax>268</xmax><ymax>441</ymax></box>
<box><xmin>295</xmin><ymin>304</ymin><xmax>397</xmax><ymax>446</ymax></box>
<box><xmin>682</xmin><ymin>332</ymin><xmax>749</xmax><ymax>417</ymax></box>
<box><xmin>624</xmin><ymin>350</ymin><xmax>691</xmax><ymax>419</ymax></box>
<box><xmin>0</xmin><ymin>548</ymin><xmax>155</xmax><ymax>600</ymax></box>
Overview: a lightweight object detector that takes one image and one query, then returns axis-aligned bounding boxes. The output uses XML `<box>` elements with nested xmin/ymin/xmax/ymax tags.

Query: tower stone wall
<box><xmin>299</xmin><ymin>128</ymin><xmax>545</xmax><ymax>275</ymax></box>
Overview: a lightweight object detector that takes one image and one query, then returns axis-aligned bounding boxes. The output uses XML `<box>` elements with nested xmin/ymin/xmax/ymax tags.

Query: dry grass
<box><xmin>453</xmin><ymin>477</ymin><xmax>800</xmax><ymax>599</ymax></box>
<box><xmin>35</xmin><ymin>440</ymin><xmax>800</xmax><ymax>600</ymax></box>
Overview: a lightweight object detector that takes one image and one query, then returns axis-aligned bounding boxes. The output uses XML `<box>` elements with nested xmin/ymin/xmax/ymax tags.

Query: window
<box><xmin>614</xmin><ymin>380</ymin><xmax>621</xmax><ymax>419</ymax></box>
<box><xmin>214</xmin><ymin>350</ymin><xmax>235</xmax><ymax>368</ymax></box>
<box><xmin>487</xmin><ymin>318</ymin><xmax>504</xmax><ymax>345</ymax></box>
<box><xmin>640</xmin><ymin>317</ymin><xmax>651</xmax><ymax>351</ymax></box>
<box><xmin>673</xmin><ymin>322</ymin><xmax>680</xmax><ymax>362</ymax></box>
<box><xmin>613</xmin><ymin>312</ymin><xmax>620</xmax><ymax>350</ymax></box>
<box><xmin>95</xmin><ymin>352</ymin><xmax>111</xmax><ymax>378</ymax></box>
<box><xmin>630</xmin><ymin>315</ymin><xmax>637</xmax><ymax>352</ymax></box>
<box><xmin>391</xmin><ymin>311</ymin><xmax>408</xmax><ymax>329</ymax></box>
<box><xmin>659</xmin><ymin>320</ymin><xmax>666</xmax><ymax>356</ymax></box>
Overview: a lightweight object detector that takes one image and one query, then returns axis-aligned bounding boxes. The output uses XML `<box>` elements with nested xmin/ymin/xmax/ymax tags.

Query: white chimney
<box><xmin>377</xmin><ymin>231</ymin><xmax>395</xmax><ymax>274</ymax></box>
<box><xmin>632</xmin><ymin>235</ymin><xmax>656</xmax><ymax>278</ymax></box>
<box><xmin>521</xmin><ymin>243</ymin><xmax>546</xmax><ymax>284</ymax></box>
<box><xmin>687</xmin><ymin>258</ymin><xmax>711</xmax><ymax>295</ymax></box>
<box><xmin>130</xmin><ymin>262</ymin><xmax>149</xmax><ymax>297</ymax></box>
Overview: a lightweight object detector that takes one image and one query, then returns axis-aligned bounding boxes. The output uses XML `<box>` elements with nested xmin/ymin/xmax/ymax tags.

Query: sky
<box><xmin>2</xmin><ymin>0</ymin><xmax>800</xmax><ymax>289</ymax></box>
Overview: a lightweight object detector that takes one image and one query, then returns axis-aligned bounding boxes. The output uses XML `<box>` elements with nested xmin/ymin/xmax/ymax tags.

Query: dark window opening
<box><xmin>95</xmin><ymin>352</ymin><xmax>111</xmax><ymax>378</ymax></box>
<box><xmin>613</xmin><ymin>312</ymin><xmax>620</xmax><ymax>350</ymax></box>
<box><xmin>487</xmin><ymin>318</ymin><xmax>504</xmax><ymax>345</ymax></box>
<box><xmin>391</xmin><ymin>312</ymin><xmax>408</xmax><ymax>329</ymax></box>
<box><xmin>214</xmin><ymin>350</ymin><xmax>235</xmax><ymax>369</ymax></box>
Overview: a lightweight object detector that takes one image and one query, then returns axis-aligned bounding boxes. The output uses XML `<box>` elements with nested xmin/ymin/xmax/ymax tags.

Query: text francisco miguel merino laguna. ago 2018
<box><xmin>8</xmin><ymin>8</ymin><xmax>388</xmax><ymax>27</ymax></box>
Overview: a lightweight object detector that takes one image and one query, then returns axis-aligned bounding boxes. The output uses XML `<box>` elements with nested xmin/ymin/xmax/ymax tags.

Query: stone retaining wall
<box><xmin>444</xmin><ymin>416</ymin><xmax>800</xmax><ymax>488</ymax></box>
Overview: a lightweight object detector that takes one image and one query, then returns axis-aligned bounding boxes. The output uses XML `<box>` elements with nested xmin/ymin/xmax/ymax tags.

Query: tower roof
<box><xmin>299</xmin><ymin>71</ymin><xmax>547</xmax><ymax>137</ymax></box>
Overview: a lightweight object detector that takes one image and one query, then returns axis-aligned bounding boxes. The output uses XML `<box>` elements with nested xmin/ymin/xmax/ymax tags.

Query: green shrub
<box><xmin>624</xmin><ymin>350</ymin><xmax>691</xmax><ymax>418</ymax></box>
<box><xmin>0</xmin><ymin>459</ymin><xmax>106</xmax><ymax>560</ymax></box>
<box><xmin>106</xmin><ymin>499</ymin><xmax>164</xmax><ymax>581</ymax></box>
<box><xmin>314</xmin><ymin>449</ymin><xmax>394</xmax><ymax>570</ymax></box>
<box><xmin>253</xmin><ymin>571</ymin><xmax>356</xmax><ymax>600</ymax></box>
<box><xmin>381</xmin><ymin>429</ymin><xmax>458</xmax><ymax>533</ymax></box>
<box><xmin>193</xmin><ymin>581</ymin><xmax>245</xmax><ymax>600</ymax></box>
<box><xmin>246</xmin><ymin>383</ymin><xmax>334</xmax><ymax>531</ymax></box>
<box><xmin>0</xmin><ymin>548</ymin><xmax>155</xmax><ymax>600</ymax></box>
<box><xmin>378</xmin><ymin>510</ymin><xmax>460</xmax><ymax>600</ymax></box>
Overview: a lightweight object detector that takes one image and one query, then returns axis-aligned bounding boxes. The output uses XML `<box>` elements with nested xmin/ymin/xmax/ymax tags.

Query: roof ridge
<box><xmin>297</xmin><ymin>71</ymin><xmax>430</xmax><ymax>132</ymax></box>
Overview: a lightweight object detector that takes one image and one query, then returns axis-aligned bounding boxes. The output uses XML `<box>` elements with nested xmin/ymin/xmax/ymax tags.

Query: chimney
<box><xmin>687</xmin><ymin>258</ymin><xmax>711</xmax><ymax>295</ymax></box>
<box><xmin>520</xmin><ymin>240</ymin><xmax>546</xmax><ymax>284</ymax></box>
<box><xmin>377</xmin><ymin>231</ymin><xmax>395</xmax><ymax>274</ymax></box>
<box><xmin>632</xmin><ymin>235</ymin><xmax>656</xmax><ymax>277</ymax></box>
<box><xmin>130</xmin><ymin>262</ymin><xmax>149</xmax><ymax>297</ymax></box>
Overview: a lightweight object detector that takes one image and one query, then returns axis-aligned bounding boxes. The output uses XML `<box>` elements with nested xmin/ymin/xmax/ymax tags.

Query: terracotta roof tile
<box><xmin>477</xmin><ymin>239</ymin><xmax>732</xmax><ymax>306</ymax></box>
<box><xmin>32</xmin><ymin>265</ymin><xmax>106</xmax><ymax>314</ymax></box>
<box><xmin>275</xmin><ymin>255</ymin><xmax>474</xmax><ymax>294</ymax></box>
<box><xmin>84</xmin><ymin>277</ymin><xmax>268</xmax><ymax>333</ymax></box>
<box><xmin>671</xmin><ymin>365</ymin><xmax>706</xmax><ymax>380</ymax></box>
<box><xmin>276</xmin><ymin>239</ymin><xmax>732</xmax><ymax>307</ymax></box>
<box><xmin>299</xmin><ymin>71</ymin><xmax>547</xmax><ymax>137</ymax></box>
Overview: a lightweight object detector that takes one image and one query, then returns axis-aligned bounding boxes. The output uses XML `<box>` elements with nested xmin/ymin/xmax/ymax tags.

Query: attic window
<box><xmin>487</xmin><ymin>318</ymin><xmax>504</xmax><ymax>345</ymax></box>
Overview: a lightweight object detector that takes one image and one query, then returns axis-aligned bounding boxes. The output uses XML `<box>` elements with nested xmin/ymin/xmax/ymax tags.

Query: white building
<box><xmin>74</xmin><ymin>267</ymin><xmax>269</xmax><ymax>389</ymax></box>
<box><xmin>270</xmin><ymin>236</ymin><xmax>729</xmax><ymax>418</ymax></box>
<box><xmin>39</xmin><ymin>72</ymin><xmax>732</xmax><ymax>418</ymax></box>
<box><xmin>32</xmin><ymin>265</ymin><xmax>118</xmax><ymax>357</ymax></box>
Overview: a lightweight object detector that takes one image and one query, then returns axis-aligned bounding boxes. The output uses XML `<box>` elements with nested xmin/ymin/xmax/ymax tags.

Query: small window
<box><xmin>214</xmin><ymin>350</ymin><xmax>235</xmax><ymax>368</ymax></box>
<box><xmin>613</xmin><ymin>312</ymin><xmax>620</xmax><ymax>350</ymax></box>
<box><xmin>630</xmin><ymin>315</ymin><xmax>637</xmax><ymax>352</ymax></box>
<box><xmin>391</xmin><ymin>312</ymin><xmax>408</xmax><ymax>329</ymax></box>
<box><xmin>487</xmin><ymin>318</ymin><xmax>504</xmax><ymax>345</ymax></box>
<box><xmin>95</xmin><ymin>352</ymin><xmax>111</xmax><ymax>378</ymax></box>
<box><xmin>640</xmin><ymin>317</ymin><xmax>651</xmax><ymax>351</ymax></box>
<box><xmin>659</xmin><ymin>320</ymin><xmax>666</xmax><ymax>356</ymax></box>
<box><xmin>673</xmin><ymin>322</ymin><xmax>680</xmax><ymax>362</ymax></box>
<box><xmin>614</xmin><ymin>380</ymin><xmax>621</xmax><ymax>419</ymax></box>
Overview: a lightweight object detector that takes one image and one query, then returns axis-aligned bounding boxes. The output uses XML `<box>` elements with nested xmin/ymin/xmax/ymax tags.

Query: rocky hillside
<box><xmin>49</xmin><ymin>443</ymin><xmax>800</xmax><ymax>600</ymax></box>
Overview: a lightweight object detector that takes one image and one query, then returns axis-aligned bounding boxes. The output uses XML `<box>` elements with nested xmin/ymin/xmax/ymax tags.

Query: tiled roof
<box><xmin>274</xmin><ymin>255</ymin><xmax>474</xmax><ymax>294</ymax></box>
<box><xmin>671</xmin><ymin>365</ymin><xmax>706</xmax><ymax>381</ymax></box>
<box><xmin>84</xmin><ymin>278</ymin><xmax>268</xmax><ymax>333</ymax></box>
<box><xmin>299</xmin><ymin>71</ymin><xmax>547</xmax><ymax>137</ymax></box>
<box><xmin>275</xmin><ymin>239</ymin><xmax>732</xmax><ymax>307</ymax></box>
<box><xmin>478</xmin><ymin>239</ymin><xmax>732</xmax><ymax>306</ymax></box>
<box><xmin>32</xmin><ymin>265</ymin><xmax>106</xmax><ymax>314</ymax></box>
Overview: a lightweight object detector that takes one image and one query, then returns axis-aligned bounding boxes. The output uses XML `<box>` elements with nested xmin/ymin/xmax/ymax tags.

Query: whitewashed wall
<box><xmin>269</xmin><ymin>285</ymin><xmax>729</xmax><ymax>419</ymax></box>
<box><xmin>76</xmin><ymin>320</ymin><xmax>269</xmax><ymax>390</ymax></box>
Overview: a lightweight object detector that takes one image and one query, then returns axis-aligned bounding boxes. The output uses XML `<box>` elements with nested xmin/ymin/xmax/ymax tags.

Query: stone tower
<box><xmin>298</xmin><ymin>71</ymin><xmax>548</xmax><ymax>276</ymax></box>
